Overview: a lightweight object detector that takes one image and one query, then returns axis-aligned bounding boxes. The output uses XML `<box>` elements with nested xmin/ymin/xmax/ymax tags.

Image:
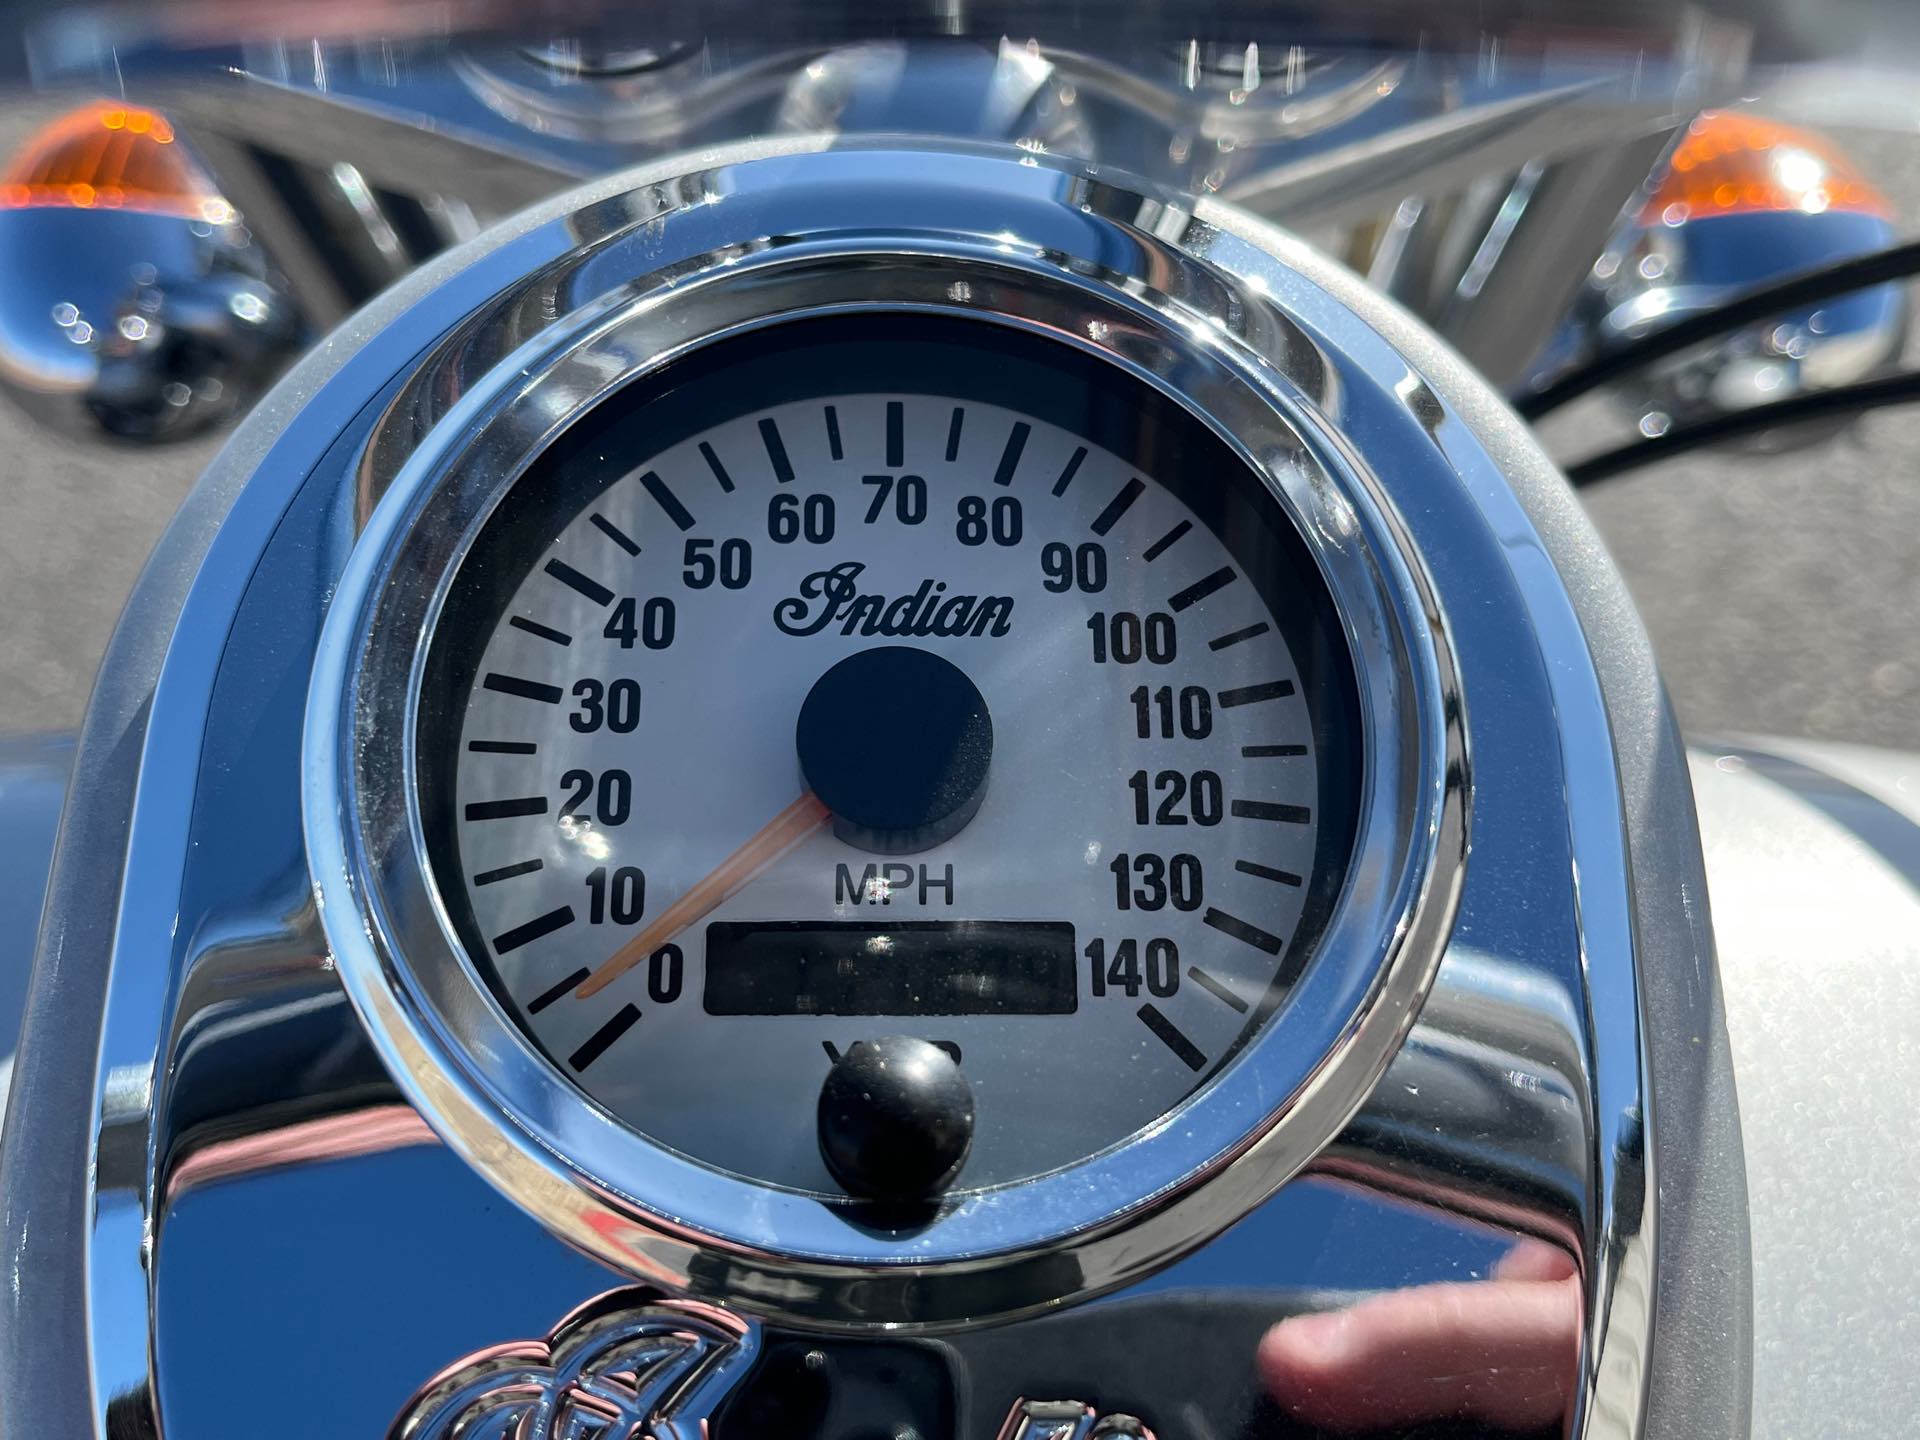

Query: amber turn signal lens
<box><xmin>0</xmin><ymin>101</ymin><xmax>230</xmax><ymax>222</ymax></box>
<box><xmin>1641</xmin><ymin>111</ymin><xmax>1891</xmax><ymax>227</ymax></box>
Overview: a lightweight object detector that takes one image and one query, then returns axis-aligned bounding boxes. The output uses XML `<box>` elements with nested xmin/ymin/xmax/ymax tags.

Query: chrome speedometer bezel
<box><xmin>304</xmin><ymin>146</ymin><xmax>1466</xmax><ymax>1328</ymax></box>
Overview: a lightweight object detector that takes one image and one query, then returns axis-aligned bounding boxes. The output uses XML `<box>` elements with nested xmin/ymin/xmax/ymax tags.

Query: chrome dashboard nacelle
<box><xmin>0</xmin><ymin>143</ymin><xmax>1747</xmax><ymax>1440</ymax></box>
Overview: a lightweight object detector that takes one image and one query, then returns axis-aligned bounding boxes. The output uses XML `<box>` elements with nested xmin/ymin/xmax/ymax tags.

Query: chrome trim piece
<box><xmin>1426</xmin><ymin>133</ymin><xmax>1678</xmax><ymax>388</ymax></box>
<box><xmin>305</xmin><ymin>152</ymin><xmax>1468</xmax><ymax>1324</ymax></box>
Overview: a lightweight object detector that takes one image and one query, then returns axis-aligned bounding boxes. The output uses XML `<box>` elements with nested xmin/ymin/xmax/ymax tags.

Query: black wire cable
<box><xmin>1516</xmin><ymin>236</ymin><xmax>1920</xmax><ymax>421</ymax></box>
<box><xmin>1565</xmin><ymin>368</ymin><xmax>1920</xmax><ymax>486</ymax></box>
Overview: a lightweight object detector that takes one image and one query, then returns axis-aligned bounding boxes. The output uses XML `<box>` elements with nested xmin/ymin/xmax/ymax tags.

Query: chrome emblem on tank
<box><xmin>996</xmin><ymin>1399</ymin><xmax>1157</xmax><ymax>1440</ymax></box>
<box><xmin>390</xmin><ymin>1288</ymin><xmax>758</xmax><ymax>1440</ymax></box>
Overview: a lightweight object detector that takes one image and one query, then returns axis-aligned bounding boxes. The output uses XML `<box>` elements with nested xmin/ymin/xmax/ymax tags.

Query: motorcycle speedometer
<box><xmin>417</xmin><ymin>312</ymin><xmax>1362</xmax><ymax>1195</ymax></box>
<box><xmin>305</xmin><ymin>146</ymin><xmax>1462</xmax><ymax>1326</ymax></box>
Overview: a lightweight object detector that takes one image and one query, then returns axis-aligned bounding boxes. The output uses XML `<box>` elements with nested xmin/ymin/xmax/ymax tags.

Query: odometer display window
<box><xmin>702</xmin><ymin>920</ymin><xmax>1079</xmax><ymax>1017</ymax></box>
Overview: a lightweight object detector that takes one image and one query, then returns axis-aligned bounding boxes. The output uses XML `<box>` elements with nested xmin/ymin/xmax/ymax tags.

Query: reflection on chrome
<box><xmin>1261</xmin><ymin>1240</ymin><xmax>1580</xmax><ymax>1433</ymax></box>
<box><xmin>0</xmin><ymin>101</ymin><xmax>304</xmax><ymax>442</ymax></box>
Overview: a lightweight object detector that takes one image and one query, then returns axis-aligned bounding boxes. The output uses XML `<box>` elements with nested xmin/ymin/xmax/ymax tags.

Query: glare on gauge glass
<box><xmin>418</xmin><ymin>315</ymin><xmax>1361</xmax><ymax>1200</ymax></box>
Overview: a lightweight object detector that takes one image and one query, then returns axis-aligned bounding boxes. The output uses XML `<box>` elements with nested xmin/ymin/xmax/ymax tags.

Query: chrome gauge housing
<box><xmin>305</xmin><ymin>148</ymin><xmax>1465</xmax><ymax>1323</ymax></box>
<box><xmin>1</xmin><ymin>135</ymin><xmax>1748</xmax><ymax>1440</ymax></box>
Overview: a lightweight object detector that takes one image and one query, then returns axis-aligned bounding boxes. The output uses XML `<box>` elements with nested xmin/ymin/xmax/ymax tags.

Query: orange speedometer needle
<box><xmin>574</xmin><ymin>790</ymin><xmax>832</xmax><ymax>999</ymax></box>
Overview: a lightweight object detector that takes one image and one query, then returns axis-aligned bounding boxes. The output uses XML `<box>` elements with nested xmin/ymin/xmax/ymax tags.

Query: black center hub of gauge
<box><xmin>817</xmin><ymin>1035</ymin><xmax>976</xmax><ymax>1201</ymax></box>
<box><xmin>796</xmin><ymin>646</ymin><xmax>993</xmax><ymax>855</ymax></box>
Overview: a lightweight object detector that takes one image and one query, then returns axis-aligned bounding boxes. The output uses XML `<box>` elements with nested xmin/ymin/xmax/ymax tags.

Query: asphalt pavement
<box><xmin>1</xmin><ymin>115</ymin><xmax>1916</xmax><ymax>750</ymax></box>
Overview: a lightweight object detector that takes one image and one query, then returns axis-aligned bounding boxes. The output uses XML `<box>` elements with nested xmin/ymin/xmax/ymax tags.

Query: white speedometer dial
<box><xmin>423</xmin><ymin>317</ymin><xmax>1359</xmax><ymax>1197</ymax></box>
